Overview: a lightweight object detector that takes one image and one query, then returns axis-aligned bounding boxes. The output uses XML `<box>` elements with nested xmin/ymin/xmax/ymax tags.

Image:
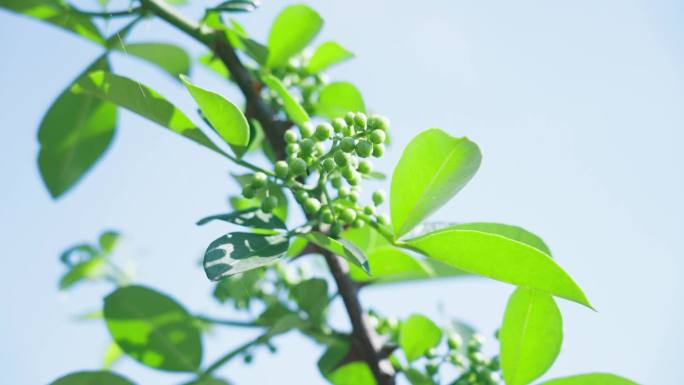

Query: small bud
<box><xmin>354</xmin><ymin>112</ymin><xmax>367</xmax><ymax>130</ymax></box>
<box><xmin>341</xmin><ymin>208</ymin><xmax>357</xmax><ymax>224</ymax></box>
<box><xmin>294</xmin><ymin>190</ymin><xmax>309</xmax><ymax>202</ymax></box>
<box><xmin>368</xmin><ymin>114</ymin><xmax>390</xmax><ymax>132</ymax></box>
<box><xmin>289</xmin><ymin>157</ymin><xmax>307</xmax><ymax>176</ymax></box>
<box><xmin>425</xmin><ymin>362</ymin><xmax>439</xmax><ymax>376</ymax></box>
<box><xmin>363</xmin><ymin>205</ymin><xmax>375</xmax><ymax>215</ymax></box>
<box><xmin>349</xmin><ymin>190</ymin><xmax>360</xmax><ymax>202</ymax></box>
<box><xmin>321</xmin><ymin>208</ymin><xmax>334</xmax><ymax>224</ymax></box>
<box><xmin>242</xmin><ymin>186</ymin><xmax>256</xmax><ymax>199</ymax></box>
<box><xmin>299</xmin><ymin>121</ymin><xmax>315</xmax><ymax>138</ymax></box>
<box><xmin>261</xmin><ymin>196</ymin><xmax>278</xmax><ymax>213</ymax></box>
<box><xmin>351</xmin><ymin>218</ymin><xmax>364</xmax><ymax>228</ymax></box>
<box><xmin>377</xmin><ymin>214</ymin><xmax>390</xmax><ymax>225</ymax></box>
<box><xmin>251</xmin><ymin>172</ymin><xmax>268</xmax><ymax>188</ymax></box>
<box><xmin>284</xmin><ymin>129</ymin><xmax>298</xmax><ymax>143</ymax></box>
<box><xmin>355</xmin><ymin>140</ymin><xmax>373</xmax><ymax>158</ymax></box>
<box><xmin>304</xmin><ymin>197</ymin><xmax>321</xmax><ymax>214</ymax></box>
<box><xmin>330</xmin><ymin>223</ymin><xmax>344</xmax><ymax>237</ymax></box>
<box><xmin>372</xmin><ymin>190</ymin><xmax>386</xmax><ymax>206</ymax></box>
<box><xmin>447</xmin><ymin>333</ymin><xmax>463</xmax><ymax>350</ymax></box>
<box><xmin>333</xmin><ymin>150</ymin><xmax>349</xmax><ymax>167</ymax></box>
<box><xmin>341</xmin><ymin>137</ymin><xmax>356</xmax><ymax>153</ymax></box>
<box><xmin>370</xmin><ymin>129</ymin><xmax>386</xmax><ymax>144</ymax></box>
<box><xmin>322</xmin><ymin>158</ymin><xmax>336</xmax><ymax>173</ymax></box>
<box><xmin>344</xmin><ymin>111</ymin><xmax>356</xmax><ymax>126</ymax></box>
<box><xmin>299</xmin><ymin>138</ymin><xmax>315</xmax><ymax>156</ymax></box>
<box><xmin>274</xmin><ymin>161</ymin><xmax>289</xmax><ymax>179</ymax></box>
<box><xmin>357</xmin><ymin>159</ymin><xmax>372</xmax><ymax>174</ymax></box>
<box><xmin>332</xmin><ymin>118</ymin><xmax>347</xmax><ymax>133</ymax></box>
<box><xmin>338</xmin><ymin>187</ymin><xmax>350</xmax><ymax>198</ymax></box>
<box><xmin>315</xmin><ymin>123</ymin><xmax>333</xmax><ymax>141</ymax></box>
<box><xmin>286</xmin><ymin>143</ymin><xmax>300</xmax><ymax>155</ymax></box>
<box><xmin>330</xmin><ymin>176</ymin><xmax>343</xmax><ymax>189</ymax></box>
<box><xmin>372</xmin><ymin>143</ymin><xmax>385</xmax><ymax>157</ymax></box>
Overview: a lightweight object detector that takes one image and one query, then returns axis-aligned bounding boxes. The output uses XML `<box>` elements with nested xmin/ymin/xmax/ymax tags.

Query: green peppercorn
<box><xmin>340</xmin><ymin>208</ymin><xmax>357</xmax><ymax>224</ymax></box>
<box><xmin>488</xmin><ymin>356</ymin><xmax>500</xmax><ymax>371</ymax></box>
<box><xmin>322</xmin><ymin>158</ymin><xmax>336</xmax><ymax>173</ymax></box>
<box><xmin>261</xmin><ymin>196</ymin><xmax>278</xmax><ymax>213</ymax></box>
<box><xmin>369</xmin><ymin>129</ymin><xmax>386</xmax><ymax>144</ymax></box>
<box><xmin>289</xmin><ymin>158</ymin><xmax>307</xmax><ymax>176</ymax></box>
<box><xmin>299</xmin><ymin>121</ymin><xmax>314</xmax><ymax>138</ymax></box>
<box><xmin>357</xmin><ymin>159</ymin><xmax>372</xmax><ymax>174</ymax></box>
<box><xmin>372</xmin><ymin>143</ymin><xmax>385</xmax><ymax>157</ymax></box>
<box><xmin>372</xmin><ymin>190</ymin><xmax>386</xmax><ymax>206</ymax></box>
<box><xmin>354</xmin><ymin>112</ymin><xmax>367</xmax><ymax>131</ymax></box>
<box><xmin>351</xmin><ymin>218</ymin><xmax>364</xmax><ymax>228</ymax></box>
<box><xmin>314</xmin><ymin>123</ymin><xmax>333</xmax><ymax>141</ymax></box>
<box><xmin>304</xmin><ymin>197</ymin><xmax>321</xmax><ymax>214</ymax></box>
<box><xmin>333</xmin><ymin>150</ymin><xmax>349</xmax><ymax>167</ymax></box>
<box><xmin>242</xmin><ymin>185</ymin><xmax>256</xmax><ymax>199</ymax></box>
<box><xmin>426</xmin><ymin>363</ymin><xmax>439</xmax><ymax>376</ymax></box>
<box><xmin>286</xmin><ymin>143</ymin><xmax>300</xmax><ymax>155</ymax></box>
<box><xmin>425</xmin><ymin>348</ymin><xmax>437</xmax><ymax>359</ymax></box>
<box><xmin>363</xmin><ymin>205</ymin><xmax>375</xmax><ymax>215</ymax></box>
<box><xmin>356</xmin><ymin>140</ymin><xmax>373</xmax><ymax>158</ymax></box>
<box><xmin>341</xmin><ymin>124</ymin><xmax>354</xmax><ymax>137</ymax></box>
<box><xmin>299</xmin><ymin>138</ymin><xmax>315</xmax><ymax>156</ymax></box>
<box><xmin>294</xmin><ymin>190</ymin><xmax>309</xmax><ymax>202</ymax></box>
<box><xmin>341</xmin><ymin>137</ymin><xmax>356</xmax><ymax>153</ymax></box>
<box><xmin>251</xmin><ymin>172</ymin><xmax>268</xmax><ymax>188</ymax></box>
<box><xmin>273</xmin><ymin>162</ymin><xmax>288</xmax><ymax>179</ymax></box>
<box><xmin>330</xmin><ymin>223</ymin><xmax>344</xmax><ymax>237</ymax></box>
<box><xmin>347</xmin><ymin>173</ymin><xmax>360</xmax><ymax>186</ymax></box>
<box><xmin>344</xmin><ymin>111</ymin><xmax>356</xmax><ymax>126</ymax></box>
<box><xmin>368</xmin><ymin>114</ymin><xmax>390</xmax><ymax>132</ymax></box>
<box><xmin>332</xmin><ymin>117</ymin><xmax>347</xmax><ymax>133</ymax></box>
<box><xmin>330</xmin><ymin>176</ymin><xmax>343</xmax><ymax>189</ymax></box>
<box><xmin>447</xmin><ymin>333</ymin><xmax>463</xmax><ymax>350</ymax></box>
<box><xmin>321</xmin><ymin>208</ymin><xmax>334</xmax><ymax>224</ymax></box>
<box><xmin>341</xmin><ymin>166</ymin><xmax>355</xmax><ymax>180</ymax></box>
<box><xmin>377</xmin><ymin>214</ymin><xmax>389</xmax><ymax>225</ymax></box>
<box><xmin>314</xmin><ymin>142</ymin><xmax>326</xmax><ymax>156</ymax></box>
<box><xmin>348</xmin><ymin>190</ymin><xmax>360</xmax><ymax>202</ymax></box>
<box><xmin>338</xmin><ymin>186</ymin><xmax>350</xmax><ymax>198</ymax></box>
<box><xmin>284</xmin><ymin>129</ymin><xmax>298</xmax><ymax>143</ymax></box>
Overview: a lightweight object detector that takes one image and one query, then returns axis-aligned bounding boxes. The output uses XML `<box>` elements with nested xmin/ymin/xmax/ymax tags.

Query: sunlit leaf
<box><xmin>72</xmin><ymin>70</ymin><xmax>225</xmax><ymax>156</ymax></box>
<box><xmin>405</xmin><ymin>229</ymin><xmax>592</xmax><ymax>308</ymax></box>
<box><xmin>103</xmin><ymin>285</ymin><xmax>202</xmax><ymax>372</ymax></box>
<box><xmin>99</xmin><ymin>230</ymin><xmax>121</xmax><ymax>255</ymax></box>
<box><xmin>342</xmin><ymin>226</ymin><xmax>389</xmax><ymax>254</ymax></box>
<box><xmin>103</xmin><ymin>342</ymin><xmax>124</xmax><ymax>369</ymax></box>
<box><xmin>307</xmin><ymin>41</ymin><xmax>354</xmax><ymax>73</ymax></box>
<box><xmin>204</xmin><ymin>232</ymin><xmax>289</xmax><ymax>280</ymax></box>
<box><xmin>197</xmin><ymin>207</ymin><xmax>286</xmax><ymax>230</ymax></box>
<box><xmin>0</xmin><ymin>0</ymin><xmax>105</xmax><ymax>44</ymax></box>
<box><xmin>501</xmin><ymin>288</ymin><xmax>562</xmax><ymax>385</ymax></box>
<box><xmin>117</xmin><ymin>42</ymin><xmax>191</xmax><ymax>79</ymax></box>
<box><xmin>59</xmin><ymin>256</ymin><xmax>105</xmax><ymax>290</ymax></box>
<box><xmin>316</xmin><ymin>81</ymin><xmax>365</xmax><ymax>119</ymax></box>
<box><xmin>328</xmin><ymin>361</ymin><xmax>376</xmax><ymax>385</ymax></box>
<box><xmin>262</xmin><ymin>74</ymin><xmax>310</xmax><ymax>127</ymax></box>
<box><xmin>391</xmin><ymin>129</ymin><xmax>481</xmax><ymax>237</ymax></box>
<box><xmin>267</xmin><ymin>4</ymin><xmax>323</xmax><ymax>67</ymax></box>
<box><xmin>199</xmin><ymin>53</ymin><xmax>230</xmax><ymax>78</ymax></box>
<box><xmin>49</xmin><ymin>371</ymin><xmax>135</xmax><ymax>385</ymax></box>
<box><xmin>38</xmin><ymin>57</ymin><xmax>116</xmax><ymax>198</ymax></box>
<box><xmin>400</xmin><ymin>314</ymin><xmax>442</xmax><ymax>362</ymax></box>
<box><xmin>302</xmin><ymin>232</ymin><xmax>369</xmax><ymax>273</ymax></box>
<box><xmin>405</xmin><ymin>368</ymin><xmax>437</xmax><ymax>385</ymax></box>
<box><xmin>538</xmin><ymin>373</ymin><xmax>640</xmax><ymax>385</ymax></box>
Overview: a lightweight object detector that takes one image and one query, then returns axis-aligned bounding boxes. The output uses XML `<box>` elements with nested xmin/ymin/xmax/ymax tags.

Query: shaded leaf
<box><xmin>538</xmin><ymin>373</ymin><xmax>640</xmax><ymax>385</ymax></box>
<box><xmin>302</xmin><ymin>232</ymin><xmax>369</xmax><ymax>273</ymax></box>
<box><xmin>262</xmin><ymin>74</ymin><xmax>310</xmax><ymax>127</ymax></box>
<box><xmin>1</xmin><ymin>0</ymin><xmax>104</xmax><ymax>44</ymax></box>
<box><xmin>291</xmin><ymin>278</ymin><xmax>328</xmax><ymax>322</ymax></box>
<box><xmin>73</xmin><ymin>71</ymin><xmax>225</xmax><ymax>155</ymax></box>
<box><xmin>213</xmin><ymin>269</ymin><xmax>265</xmax><ymax>309</ymax></box>
<box><xmin>501</xmin><ymin>288</ymin><xmax>562</xmax><ymax>385</ymax></box>
<box><xmin>316</xmin><ymin>81</ymin><xmax>365</xmax><ymax>119</ymax></box>
<box><xmin>204</xmin><ymin>232</ymin><xmax>289</xmax><ymax>280</ymax></box>
<box><xmin>197</xmin><ymin>207</ymin><xmax>286</xmax><ymax>230</ymax></box>
<box><xmin>38</xmin><ymin>57</ymin><xmax>116</xmax><ymax>198</ymax></box>
<box><xmin>49</xmin><ymin>371</ymin><xmax>135</xmax><ymax>385</ymax></box>
<box><xmin>199</xmin><ymin>53</ymin><xmax>230</xmax><ymax>78</ymax></box>
<box><xmin>209</xmin><ymin>0</ymin><xmax>259</xmax><ymax>13</ymax></box>
<box><xmin>103</xmin><ymin>285</ymin><xmax>202</xmax><ymax>372</ymax></box>
<box><xmin>400</xmin><ymin>314</ymin><xmax>442</xmax><ymax>362</ymax></box>
<box><xmin>103</xmin><ymin>342</ymin><xmax>124</xmax><ymax>369</ymax></box>
<box><xmin>405</xmin><ymin>229</ymin><xmax>592</xmax><ymax>307</ymax></box>
<box><xmin>59</xmin><ymin>256</ymin><xmax>105</xmax><ymax>290</ymax></box>
<box><xmin>267</xmin><ymin>4</ymin><xmax>323</xmax><ymax>67</ymax></box>
<box><xmin>307</xmin><ymin>41</ymin><xmax>354</xmax><ymax>73</ymax></box>
<box><xmin>118</xmin><ymin>42</ymin><xmax>191</xmax><ymax>79</ymax></box>
<box><xmin>390</xmin><ymin>129</ymin><xmax>481</xmax><ymax>237</ymax></box>
<box><xmin>405</xmin><ymin>368</ymin><xmax>437</xmax><ymax>385</ymax></box>
<box><xmin>318</xmin><ymin>340</ymin><xmax>351</xmax><ymax>377</ymax></box>
<box><xmin>99</xmin><ymin>230</ymin><xmax>121</xmax><ymax>255</ymax></box>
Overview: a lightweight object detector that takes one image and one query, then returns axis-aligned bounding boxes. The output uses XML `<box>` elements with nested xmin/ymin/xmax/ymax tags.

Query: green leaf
<box><xmin>262</xmin><ymin>74</ymin><xmax>310</xmax><ymax>127</ymax></box>
<box><xmin>103</xmin><ymin>285</ymin><xmax>202</xmax><ymax>372</ymax></box>
<box><xmin>0</xmin><ymin>0</ymin><xmax>105</xmax><ymax>44</ymax></box>
<box><xmin>49</xmin><ymin>371</ymin><xmax>135</xmax><ymax>385</ymax></box>
<box><xmin>72</xmin><ymin>70</ymin><xmax>225</xmax><ymax>156</ymax></box>
<box><xmin>180</xmin><ymin>75</ymin><xmax>250</xmax><ymax>151</ymax></box>
<box><xmin>291</xmin><ymin>278</ymin><xmax>328</xmax><ymax>322</ymax></box>
<box><xmin>302</xmin><ymin>232</ymin><xmax>369</xmax><ymax>273</ymax></box>
<box><xmin>197</xmin><ymin>207</ymin><xmax>286</xmax><ymax>230</ymax></box>
<box><xmin>212</xmin><ymin>269</ymin><xmax>265</xmax><ymax>309</ymax></box>
<box><xmin>118</xmin><ymin>42</ymin><xmax>191</xmax><ymax>79</ymax></box>
<box><xmin>538</xmin><ymin>373</ymin><xmax>640</xmax><ymax>385</ymax></box>
<box><xmin>404</xmin><ymin>229</ymin><xmax>592</xmax><ymax>307</ymax></box>
<box><xmin>342</xmin><ymin>226</ymin><xmax>390</xmax><ymax>254</ymax></box>
<box><xmin>390</xmin><ymin>129</ymin><xmax>481</xmax><ymax>237</ymax></box>
<box><xmin>448</xmin><ymin>222</ymin><xmax>551</xmax><ymax>255</ymax></box>
<box><xmin>286</xmin><ymin>235</ymin><xmax>308</xmax><ymax>257</ymax></box>
<box><xmin>316</xmin><ymin>81</ymin><xmax>365</xmax><ymax>119</ymax></box>
<box><xmin>267</xmin><ymin>4</ymin><xmax>323</xmax><ymax>68</ymax></box>
<box><xmin>404</xmin><ymin>368</ymin><xmax>437</xmax><ymax>385</ymax></box>
<box><xmin>328</xmin><ymin>361</ymin><xmax>376</xmax><ymax>385</ymax></box>
<box><xmin>307</xmin><ymin>41</ymin><xmax>354</xmax><ymax>73</ymax></box>
<box><xmin>38</xmin><ymin>58</ymin><xmax>116</xmax><ymax>198</ymax></box>
<box><xmin>348</xmin><ymin>246</ymin><xmax>467</xmax><ymax>284</ymax></box>
<box><xmin>183</xmin><ymin>377</ymin><xmax>232</xmax><ymax>385</ymax></box>
<box><xmin>210</xmin><ymin>0</ymin><xmax>259</xmax><ymax>13</ymax></box>
<box><xmin>103</xmin><ymin>342</ymin><xmax>124</xmax><ymax>369</ymax></box>
<box><xmin>59</xmin><ymin>256</ymin><xmax>105</xmax><ymax>290</ymax></box>
<box><xmin>400</xmin><ymin>314</ymin><xmax>442</xmax><ymax>362</ymax></box>
<box><xmin>318</xmin><ymin>341</ymin><xmax>350</xmax><ymax>377</ymax></box>
<box><xmin>199</xmin><ymin>53</ymin><xmax>230</xmax><ymax>78</ymax></box>
<box><xmin>500</xmin><ymin>288</ymin><xmax>562</xmax><ymax>385</ymax></box>
<box><xmin>99</xmin><ymin>230</ymin><xmax>121</xmax><ymax>255</ymax></box>
<box><xmin>203</xmin><ymin>232</ymin><xmax>289</xmax><ymax>280</ymax></box>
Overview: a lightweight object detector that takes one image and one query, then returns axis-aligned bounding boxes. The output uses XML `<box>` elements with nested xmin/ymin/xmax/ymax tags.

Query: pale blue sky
<box><xmin>1</xmin><ymin>1</ymin><xmax>682</xmax><ymax>384</ymax></box>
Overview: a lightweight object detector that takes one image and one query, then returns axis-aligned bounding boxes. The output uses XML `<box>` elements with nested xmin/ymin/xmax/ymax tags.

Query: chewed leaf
<box><xmin>197</xmin><ymin>207</ymin><xmax>287</xmax><ymax>230</ymax></box>
<box><xmin>204</xmin><ymin>232</ymin><xmax>290</xmax><ymax>280</ymax></box>
<box><xmin>302</xmin><ymin>232</ymin><xmax>369</xmax><ymax>274</ymax></box>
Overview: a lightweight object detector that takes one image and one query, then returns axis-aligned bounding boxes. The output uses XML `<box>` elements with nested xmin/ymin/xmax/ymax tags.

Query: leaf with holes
<box><xmin>203</xmin><ymin>232</ymin><xmax>290</xmax><ymax>280</ymax></box>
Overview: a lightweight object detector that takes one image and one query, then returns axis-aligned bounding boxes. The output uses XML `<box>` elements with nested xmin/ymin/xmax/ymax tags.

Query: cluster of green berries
<box><xmin>243</xmin><ymin>111</ymin><xmax>391</xmax><ymax>236</ymax></box>
<box><xmin>447</xmin><ymin>334</ymin><xmax>501</xmax><ymax>385</ymax></box>
<box><xmin>268</xmin><ymin>58</ymin><xmax>328</xmax><ymax>114</ymax></box>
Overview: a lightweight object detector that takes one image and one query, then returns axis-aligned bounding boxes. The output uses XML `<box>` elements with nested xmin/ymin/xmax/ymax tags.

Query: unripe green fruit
<box><xmin>338</xmin><ymin>186</ymin><xmax>350</xmax><ymax>198</ymax></box>
<box><xmin>447</xmin><ymin>333</ymin><xmax>463</xmax><ymax>350</ymax></box>
<box><xmin>289</xmin><ymin>157</ymin><xmax>307</xmax><ymax>176</ymax></box>
<box><xmin>349</xmin><ymin>190</ymin><xmax>360</xmax><ymax>202</ymax></box>
<box><xmin>354</xmin><ymin>112</ymin><xmax>367</xmax><ymax>130</ymax></box>
<box><xmin>448</xmin><ymin>352</ymin><xmax>466</xmax><ymax>367</ymax></box>
<box><xmin>341</xmin><ymin>125</ymin><xmax>354</xmax><ymax>137</ymax></box>
<box><xmin>363</xmin><ymin>205</ymin><xmax>375</xmax><ymax>215</ymax></box>
<box><xmin>356</xmin><ymin>140</ymin><xmax>373</xmax><ymax>158</ymax></box>
<box><xmin>274</xmin><ymin>161</ymin><xmax>289</xmax><ymax>179</ymax></box>
<box><xmin>467</xmin><ymin>334</ymin><xmax>485</xmax><ymax>352</ymax></box>
<box><xmin>299</xmin><ymin>121</ymin><xmax>315</xmax><ymax>138</ymax></box>
<box><xmin>469</xmin><ymin>351</ymin><xmax>485</xmax><ymax>365</ymax></box>
<box><xmin>304</xmin><ymin>197</ymin><xmax>321</xmax><ymax>214</ymax></box>
<box><xmin>351</xmin><ymin>218</ymin><xmax>364</xmax><ymax>228</ymax></box>
<box><xmin>333</xmin><ymin>150</ymin><xmax>349</xmax><ymax>167</ymax></box>
<box><xmin>261</xmin><ymin>196</ymin><xmax>278</xmax><ymax>213</ymax></box>
<box><xmin>315</xmin><ymin>123</ymin><xmax>333</xmax><ymax>141</ymax></box>
<box><xmin>426</xmin><ymin>362</ymin><xmax>439</xmax><ymax>376</ymax></box>
<box><xmin>286</xmin><ymin>143</ymin><xmax>300</xmax><ymax>155</ymax></box>
<box><xmin>358</xmin><ymin>159</ymin><xmax>372</xmax><ymax>174</ymax></box>
<box><xmin>322</xmin><ymin>158</ymin><xmax>336</xmax><ymax>173</ymax></box>
<box><xmin>332</xmin><ymin>118</ymin><xmax>347</xmax><ymax>133</ymax></box>
<box><xmin>372</xmin><ymin>143</ymin><xmax>385</xmax><ymax>157</ymax></box>
<box><xmin>341</xmin><ymin>165</ymin><xmax>355</xmax><ymax>180</ymax></box>
<box><xmin>341</xmin><ymin>137</ymin><xmax>356</xmax><ymax>153</ymax></box>
<box><xmin>321</xmin><ymin>208</ymin><xmax>334</xmax><ymax>224</ymax></box>
<box><xmin>242</xmin><ymin>186</ymin><xmax>256</xmax><ymax>199</ymax></box>
<box><xmin>340</xmin><ymin>208</ymin><xmax>357</xmax><ymax>223</ymax></box>
<box><xmin>330</xmin><ymin>176</ymin><xmax>343</xmax><ymax>189</ymax></box>
<box><xmin>370</xmin><ymin>129</ymin><xmax>386</xmax><ymax>144</ymax></box>
<box><xmin>284</xmin><ymin>129</ymin><xmax>298</xmax><ymax>143</ymax></box>
<box><xmin>368</xmin><ymin>114</ymin><xmax>390</xmax><ymax>132</ymax></box>
<box><xmin>314</xmin><ymin>142</ymin><xmax>326</xmax><ymax>156</ymax></box>
<box><xmin>251</xmin><ymin>172</ymin><xmax>268</xmax><ymax>188</ymax></box>
<box><xmin>330</xmin><ymin>223</ymin><xmax>344</xmax><ymax>237</ymax></box>
<box><xmin>377</xmin><ymin>214</ymin><xmax>389</xmax><ymax>225</ymax></box>
<box><xmin>299</xmin><ymin>138</ymin><xmax>315</xmax><ymax>156</ymax></box>
<box><xmin>488</xmin><ymin>356</ymin><xmax>500</xmax><ymax>371</ymax></box>
<box><xmin>347</xmin><ymin>173</ymin><xmax>360</xmax><ymax>186</ymax></box>
<box><xmin>344</xmin><ymin>111</ymin><xmax>356</xmax><ymax>126</ymax></box>
<box><xmin>425</xmin><ymin>348</ymin><xmax>437</xmax><ymax>359</ymax></box>
<box><xmin>294</xmin><ymin>190</ymin><xmax>309</xmax><ymax>202</ymax></box>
